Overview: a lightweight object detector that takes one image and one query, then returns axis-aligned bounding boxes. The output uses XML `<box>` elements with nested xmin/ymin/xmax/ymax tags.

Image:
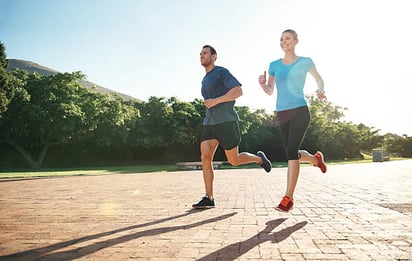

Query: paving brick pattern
<box><xmin>0</xmin><ymin>160</ymin><xmax>411</xmax><ymax>260</ymax></box>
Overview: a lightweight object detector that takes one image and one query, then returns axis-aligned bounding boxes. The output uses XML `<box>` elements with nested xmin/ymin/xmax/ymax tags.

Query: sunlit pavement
<box><xmin>0</xmin><ymin>160</ymin><xmax>411</xmax><ymax>260</ymax></box>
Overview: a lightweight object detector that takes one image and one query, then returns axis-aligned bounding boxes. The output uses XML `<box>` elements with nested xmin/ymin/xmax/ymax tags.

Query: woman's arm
<box><xmin>309</xmin><ymin>67</ymin><xmax>326</xmax><ymax>99</ymax></box>
<box><xmin>258</xmin><ymin>71</ymin><xmax>275</xmax><ymax>96</ymax></box>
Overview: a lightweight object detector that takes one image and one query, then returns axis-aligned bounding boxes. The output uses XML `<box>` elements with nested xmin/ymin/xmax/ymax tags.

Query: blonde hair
<box><xmin>282</xmin><ymin>29</ymin><xmax>298</xmax><ymax>40</ymax></box>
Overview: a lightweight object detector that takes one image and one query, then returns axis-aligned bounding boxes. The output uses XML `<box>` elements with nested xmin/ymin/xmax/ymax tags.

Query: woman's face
<box><xmin>280</xmin><ymin>32</ymin><xmax>298</xmax><ymax>52</ymax></box>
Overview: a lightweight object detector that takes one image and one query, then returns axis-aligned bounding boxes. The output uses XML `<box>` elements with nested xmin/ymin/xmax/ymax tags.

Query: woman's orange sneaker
<box><xmin>275</xmin><ymin>196</ymin><xmax>294</xmax><ymax>212</ymax></box>
<box><xmin>314</xmin><ymin>151</ymin><xmax>327</xmax><ymax>173</ymax></box>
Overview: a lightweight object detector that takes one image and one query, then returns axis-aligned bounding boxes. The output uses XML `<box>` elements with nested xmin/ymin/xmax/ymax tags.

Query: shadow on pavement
<box><xmin>2</xmin><ymin>209</ymin><xmax>236</xmax><ymax>260</ymax></box>
<box><xmin>197</xmin><ymin>218</ymin><xmax>308</xmax><ymax>260</ymax></box>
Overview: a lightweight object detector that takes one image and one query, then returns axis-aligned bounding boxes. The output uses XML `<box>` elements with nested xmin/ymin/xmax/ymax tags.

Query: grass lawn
<box><xmin>0</xmin><ymin>154</ymin><xmax>407</xmax><ymax>179</ymax></box>
<box><xmin>0</xmin><ymin>165</ymin><xmax>176</xmax><ymax>179</ymax></box>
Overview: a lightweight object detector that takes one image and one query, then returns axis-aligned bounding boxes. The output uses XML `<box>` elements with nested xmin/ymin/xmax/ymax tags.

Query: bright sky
<box><xmin>1</xmin><ymin>0</ymin><xmax>411</xmax><ymax>136</ymax></box>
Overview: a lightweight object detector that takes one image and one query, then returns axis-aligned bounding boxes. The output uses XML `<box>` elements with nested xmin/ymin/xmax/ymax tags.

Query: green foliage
<box><xmin>0</xmin><ymin>42</ymin><xmax>18</xmax><ymax>115</ymax></box>
<box><xmin>81</xmin><ymin>92</ymin><xmax>139</xmax><ymax>147</ymax></box>
<box><xmin>0</xmin><ymin>70</ymin><xmax>140</xmax><ymax>168</ymax></box>
<box><xmin>0</xmin><ymin>42</ymin><xmax>7</xmax><ymax>69</ymax></box>
<box><xmin>1</xmin><ymin>60</ymin><xmax>410</xmax><ymax>168</ymax></box>
<box><xmin>128</xmin><ymin>96</ymin><xmax>202</xmax><ymax>148</ymax></box>
<box><xmin>237</xmin><ymin>107</ymin><xmax>283</xmax><ymax>159</ymax></box>
<box><xmin>303</xmin><ymin>96</ymin><xmax>383</xmax><ymax>159</ymax></box>
<box><xmin>384</xmin><ymin>134</ymin><xmax>412</xmax><ymax>157</ymax></box>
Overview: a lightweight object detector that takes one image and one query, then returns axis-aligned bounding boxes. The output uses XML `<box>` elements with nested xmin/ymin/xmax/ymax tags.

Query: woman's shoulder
<box><xmin>298</xmin><ymin>56</ymin><xmax>315</xmax><ymax>67</ymax></box>
<box><xmin>269</xmin><ymin>59</ymin><xmax>283</xmax><ymax>69</ymax></box>
<box><xmin>270</xmin><ymin>58</ymin><xmax>282</xmax><ymax>65</ymax></box>
<box><xmin>298</xmin><ymin>56</ymin><xmax>314</xmax><ymax>62</ymax></box>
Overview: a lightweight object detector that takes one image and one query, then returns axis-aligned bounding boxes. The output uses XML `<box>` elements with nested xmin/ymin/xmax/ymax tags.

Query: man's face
<box><xmin>200</xmin><ymin>47</ymin><xmax>215</xmax><ymax>67</ymax></box>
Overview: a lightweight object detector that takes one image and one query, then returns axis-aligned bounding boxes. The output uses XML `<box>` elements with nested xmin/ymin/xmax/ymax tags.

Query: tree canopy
<box><xmin>1</xmin><ymin>43</ymin><xmax>410</xmax><ymax>168</ymax></box>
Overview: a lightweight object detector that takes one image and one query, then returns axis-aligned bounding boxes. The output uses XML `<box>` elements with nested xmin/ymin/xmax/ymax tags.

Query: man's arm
<box><xmin>204</xmin><ymin>86</ymin><xmax>242</xmax><ymax>109</ymax></box>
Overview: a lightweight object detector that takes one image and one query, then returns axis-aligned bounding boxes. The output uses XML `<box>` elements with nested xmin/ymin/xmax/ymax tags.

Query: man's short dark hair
<box><xmin>203</xmin><ymin>45</ymin><xmax>217</xmax><ymax>55</ymax></box>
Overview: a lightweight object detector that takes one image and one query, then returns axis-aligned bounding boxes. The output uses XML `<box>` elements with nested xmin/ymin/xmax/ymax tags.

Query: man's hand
<box><xmin>204</xmin><ymin>98</ymin><xmax>218</xmax><ymax>109</ymax></box>
<box><xmin>204</xmin><ymin>86</ymin><xmax>242</xmax><ymax>109</ymax></box>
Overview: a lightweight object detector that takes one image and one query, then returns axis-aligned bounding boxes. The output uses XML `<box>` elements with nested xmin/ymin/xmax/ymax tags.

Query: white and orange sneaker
<box><xmin>314</xmin><ymin>151</ymin><xmax>327</xmax><ymax>173</ymax></box>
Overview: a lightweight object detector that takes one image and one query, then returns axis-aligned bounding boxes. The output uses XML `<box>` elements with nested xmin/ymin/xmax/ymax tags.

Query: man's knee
<box><xmin>201</xmin><ymin>152</ymin><xmax>213</xmax><ymax>163</ymax></box>
<box><xmin>200</xmin><ymin>140</ymin><xmax>218</xmax><ymax>162</ymax></box>
<box><xmin>200</xmin><ymin>149</ymin><xmax>214</xmax><ymax>163</ymax></box>
<box><xmin>227</xmin><ymin>157</ymin><xmax>240</xmax><ymax>166</ymax></box>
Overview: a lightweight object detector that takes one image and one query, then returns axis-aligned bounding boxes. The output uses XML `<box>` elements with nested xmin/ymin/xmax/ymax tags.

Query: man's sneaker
<box><xmin>313</xmin><ymin>151</ymin><xmax>327</xmax><ymax>173</ymax></box>
<box><xmin>257</xmin><ymin>151</ymin><xmax>271</xmax><ymax>173</ymax></box>
<box><xmin>192</xmin><ymin>196</ymin><xmax>215</xmax><ymax>209</ymax></box>
<box><xmin>275</xmin><ymin>196</ymin><xmax>294</xmax><ymax>212</ymax></box>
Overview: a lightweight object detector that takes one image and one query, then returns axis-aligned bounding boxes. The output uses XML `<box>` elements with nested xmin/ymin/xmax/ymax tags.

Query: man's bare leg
<box><xmin>224</xmin><ymin>146</ymin><xmax>262</xmax><ymax>166</ymax></box>
<box><xmin>200</xmin><ymin>139</ymin><xmax>219</xmax><ymax>199</ymax></box>
<box><xmin>224</xmin><ymin>146</ymin><xmax>272</xmax><ymax>172</ymax></box>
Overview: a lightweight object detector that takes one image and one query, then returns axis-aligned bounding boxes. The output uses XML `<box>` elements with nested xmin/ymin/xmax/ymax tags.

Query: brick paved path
<box><xmin>0</xmin><ymin>160</ymin><xmax>411</xmax><ymax>260</ymax></box>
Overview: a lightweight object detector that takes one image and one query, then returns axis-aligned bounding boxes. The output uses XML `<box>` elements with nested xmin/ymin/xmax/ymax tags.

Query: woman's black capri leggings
<box><xmin>277</xmin><ymin>106</ymin><xmax>310</xmax><ymax>160</ymax></box>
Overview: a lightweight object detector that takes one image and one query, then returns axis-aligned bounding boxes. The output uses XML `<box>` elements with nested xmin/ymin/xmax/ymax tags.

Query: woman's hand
<box><xmin>316</xmin><ymin>89</ymin><xmax>326</xmax><ymax>100</ymax></box>
<box><xmin>258</xmin><ymin>71</ymin><xmax>267</xmax><ymax>86</ymax></box>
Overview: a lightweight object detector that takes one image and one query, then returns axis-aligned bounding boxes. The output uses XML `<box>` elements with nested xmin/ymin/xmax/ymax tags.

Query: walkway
<box><xmin>1</xmin><ymin>160</ymin><xmax>411</xmax><ymax>260</ymax></box>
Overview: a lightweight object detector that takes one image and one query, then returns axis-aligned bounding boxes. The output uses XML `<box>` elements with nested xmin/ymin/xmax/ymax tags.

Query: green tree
<box><xmin>129</xmin><ymin>96</ymin><xmax>202</xmax><ymax>148</ymax></box>
<box><xmin>236</xmin><ymin>107</ymin><xmax>282</xmax><ymax>159</ymax></box>
<box><xmin>0</xmin><ymin>42</ymin><xmax>19</xmax><ymax>116</ymax></box>
<box><xmin>82</xmin><ymin>92</ymin><xmax>139</xmax><ymax>147</ymax></box>
<box><xmin>168</xmin><ymin>97</ymin><xmax>202</xmax><ymax>144</ymax></box>
<box><xmin>304</xmin><ymin>96</ymin><xmax>345</xmax><ymax>158</ymax></box>
<box><xmin>128</xmin><ymin>97</ymin><xmax>173</xmax><ymax>148</ymax></box>
<box><xmin>384</xmin><ymin>134</ymin><xmax>412</xmax><ymax>157</ymax></box>
<box><xmin>355</xmin><ymin>123</ymin><xmax>383</xmax><ymax>153</ymax></box>
<box><xmin>126</xmin><ymin>96</ymin><xmax>203</xmax><ymax>163</ymax></box>
<box><xmin>303</xmin><ymin>96</ymin><xmax>388</xmax><ymax>159</ymax></box>
<box><xmin>0</xmin><ymin>71</ymin><xmax>94</xmax><ymax>168</ymax></box>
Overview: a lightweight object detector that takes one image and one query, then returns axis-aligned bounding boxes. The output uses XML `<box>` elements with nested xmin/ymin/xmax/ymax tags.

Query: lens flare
<box><xmin>99</xmin><ymin>202</ymin><xmax>117</xmax><ymax>216</ymax></box>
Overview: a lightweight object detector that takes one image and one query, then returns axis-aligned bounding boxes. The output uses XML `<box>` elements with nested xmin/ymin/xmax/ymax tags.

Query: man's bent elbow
<box><xmin>237</xmin><ymin>86</ymin><xmax>243</xmax><ymax>97</ymax></box>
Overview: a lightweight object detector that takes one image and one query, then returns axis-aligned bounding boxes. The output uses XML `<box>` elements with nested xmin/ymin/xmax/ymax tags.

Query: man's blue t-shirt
<box><xmin>201</xmin><ymin>66</ymin><xmax>241</xmax><ymax>125</ymax></box>
<box><xmin>268</xmin><ymin>57</ymin><xmax>315</xmax><ymax>111</ymax></box>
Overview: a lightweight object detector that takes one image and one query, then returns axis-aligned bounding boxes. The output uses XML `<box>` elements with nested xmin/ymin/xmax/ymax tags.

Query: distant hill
<box><xmin>7</xmin><ymin>59</ymin><xmax>138</xmax><ymax>101</ymax></box>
